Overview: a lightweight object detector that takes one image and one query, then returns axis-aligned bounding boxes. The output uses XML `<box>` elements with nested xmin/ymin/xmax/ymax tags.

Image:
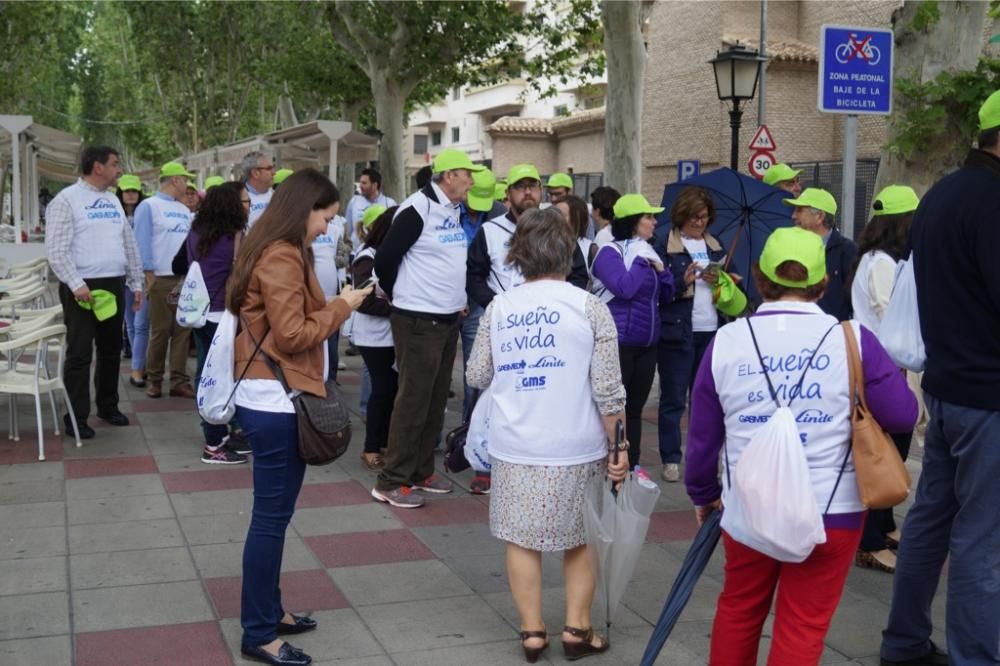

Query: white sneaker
<box><xmin>661</xmin><ymin>463</ymin><xmax>680</xmax><ymax>483</ymax></box>
<box><xmin>337</xmin><ymin>360</ymin><xmax>347</xmax><ymax>371</ymax></box>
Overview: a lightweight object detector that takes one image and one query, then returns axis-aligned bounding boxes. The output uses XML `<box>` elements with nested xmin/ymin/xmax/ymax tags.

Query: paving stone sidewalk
<box><xmin>0</xmin><ymin>342</ymin><xmax>944</xmax><ymax>665</ymax></box>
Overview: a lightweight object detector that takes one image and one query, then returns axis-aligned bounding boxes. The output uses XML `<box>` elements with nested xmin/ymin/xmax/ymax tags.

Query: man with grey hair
<box><xmin>242</xmin><ymin>151</ymin><xmax>274</xmax><ymax>229</ymax></box>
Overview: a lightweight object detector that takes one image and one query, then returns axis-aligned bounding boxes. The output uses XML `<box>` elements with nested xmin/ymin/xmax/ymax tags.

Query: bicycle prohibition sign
<box><xmin>834</xmin><ymin>33</ymin><xmax>881</xmax><ymax>66</ymax></box>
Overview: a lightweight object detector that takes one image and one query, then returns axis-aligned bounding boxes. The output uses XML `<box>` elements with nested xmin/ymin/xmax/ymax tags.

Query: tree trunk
<box><xmin>602</xmin><ymin>0</ymin><xmax>648</xmax><ymax>193</ymax></box>
<box><xmin>372</xmin><ymin>72</ymin><xmax>407</xmax><ymax>202</ymax></box>
<box><xmin>875</xmin><ymin>1</ymin><xmax>989</xmax><ymax>196</ymax></box>
<box><xmin>336</xmin><ymin>100</ymin><xmax>364</xmax><ymax>200</ymax></box>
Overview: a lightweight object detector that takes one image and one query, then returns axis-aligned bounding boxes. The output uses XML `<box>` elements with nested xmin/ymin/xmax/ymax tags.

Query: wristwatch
<box><xmin>610</xmin><ymin>439</ymin><xmax>629</xmax><ymax>453</ymax></box>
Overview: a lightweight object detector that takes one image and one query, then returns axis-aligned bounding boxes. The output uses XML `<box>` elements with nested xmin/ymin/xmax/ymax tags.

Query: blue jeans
<box><xmin>194</xmin><ymin>321</ymin><xmax>230</xmax><ymax>446</ymax></box>
<box><xmin>459</xmin><ymin>302</ymin><xmax>484</xmax><ymax>421</ymax></box>
<box><xmin>131</xmin><ymin>294</ymin><xmax>150</xmax><ymax>372</ymax></box>
<box><xmin>238</xmin><ymin>407</ymin><xmax>305</xmax><ymax>648</ymax></box>
<box><xmin>360</xmin><ymin>364</ymin><xmax>371</xmax><ymax>418</ymax></box>
<box><xmin>656</xmin><ymin>330</ymin><xmax>714</xmax><ymax>464</ymax></box>
<box><xmin>124</xmin><ymin>287</ymin><xmax>136</xmax><ymax>350</ymax></box>
<box><xmin>881</xmin><ymin>394</ymin><xmax>1000</xmax><ymax>664</ymax></box>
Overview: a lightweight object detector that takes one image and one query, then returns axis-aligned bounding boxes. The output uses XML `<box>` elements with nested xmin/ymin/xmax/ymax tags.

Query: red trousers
<box><xmin>708</xmin><ymin>527</ymin><xmax>862</xmax><ymax>666</ymax></box>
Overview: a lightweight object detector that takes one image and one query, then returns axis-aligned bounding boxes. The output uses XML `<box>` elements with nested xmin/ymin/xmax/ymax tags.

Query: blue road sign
<box><xmin>818</xmin><ymin>24</ymin><xmax>893</xmax><ymax>115</ymax></box>
<box><xmin>678</xmin><ymin>160</ymin><xmax>700</xmax><ymax>181</ymax></box>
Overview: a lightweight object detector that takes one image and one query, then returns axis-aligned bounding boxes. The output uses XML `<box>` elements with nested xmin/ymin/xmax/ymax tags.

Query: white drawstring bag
<box><xmin>464</xmin><ymin>387</ymin><xmax>492</xmax><ymax>473</ymax></box>
<box><xmin>879</xmin><ymin>256</ymin><xmax>925</xmax><ymax>372</ymax></box>
<box><xmin>197</xmin><ymin>311</ymin><xmax>237</xmax><ymax>424</ymax></box>
<box><xmin>176</xmin><ymin>261</ymin><xmax>211</xmax><ymax>329</ymax></box>
<box><xmin>720</xmin><ymin>406</ymin><xmax>827</xmax><ymax>562</ymax></box>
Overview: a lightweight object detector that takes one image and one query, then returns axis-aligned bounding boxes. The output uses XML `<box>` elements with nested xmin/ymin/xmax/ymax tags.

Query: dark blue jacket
<box><xmin>655</xmin><ymin>228</ymin><xmax>727</xmax><ymax>345</ymax></box>
<box><xmin>911</xmin><ymin>149</ymin><xmax>1000</xmax><ymax>411</ymax></box>
<box><xmin>818</xmin><ymin>228</ymin><xmax>857</xmax><ymax>322</ymax></box>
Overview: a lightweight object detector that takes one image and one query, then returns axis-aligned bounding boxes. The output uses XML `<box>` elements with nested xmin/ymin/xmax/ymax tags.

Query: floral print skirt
<box><xmin>489</xmin><ymin>458</ymin><xmax>606</xmax><ymax>552</ymax></box>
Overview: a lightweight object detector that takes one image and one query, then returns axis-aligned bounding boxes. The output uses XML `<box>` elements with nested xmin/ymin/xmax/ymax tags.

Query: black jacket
<box><xmin>911</xmin><ymin>149</ymin><xmax>1000</xmax><ymax>410</ymax></box>
<box><xmin>817</xmin><ymin>228</ymin><xmax>857</xmax><ymax>322</ymax></box>
<box><xmin>655</xmin><ymin>228</ymin><xmax>729</xmax><ymax>345</ymax></box>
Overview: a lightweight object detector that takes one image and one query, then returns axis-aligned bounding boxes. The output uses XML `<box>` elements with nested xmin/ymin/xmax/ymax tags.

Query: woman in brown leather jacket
<box><xmin>225</xmin><ymin>169</ymin><xmax>370</xmax><ymax>666</ymax></box>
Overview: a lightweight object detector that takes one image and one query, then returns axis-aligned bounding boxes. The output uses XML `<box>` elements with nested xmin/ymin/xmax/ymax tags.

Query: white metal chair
<box><xmin>0</xmin><ymin>283</ymin><xmax>47</xmax><ymax>319</ymax></box>
<box><xmin>0</xmin><ymin>324</ymin><xmax>81</xmax><ymax>460</ymax></box>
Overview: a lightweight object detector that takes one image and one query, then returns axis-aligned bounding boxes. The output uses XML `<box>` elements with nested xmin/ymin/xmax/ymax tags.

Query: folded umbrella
<box><xmin>640</xmin><ymin>508</ymin><xmax>723</xmax><ymax>666</ymax></box>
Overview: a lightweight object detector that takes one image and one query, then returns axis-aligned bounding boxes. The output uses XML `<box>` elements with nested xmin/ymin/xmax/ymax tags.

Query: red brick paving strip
<box><xmin>161</xmin><ymin>468</ymin><xmax>253</xmax><ymax>493</ymax></box>
<box><xmin>645</xmin><ymin>510</ymin><xmax>702</xmax><ymax>542</ymax></box>
<box><xmin>76</xmin><ymin>621</ymin><xmax>234</xmax><ymax>666</ymax></box>
<box><xmin>64</xmin><ymin>455</ymin><xmax>158</xmax><ymax>479</ymax></box>
<box><xmin>204</xmin><ymin>569</ymin><xmax>349</xmax><ymax>618</ymax></box>
<box><xmin>305</xmin><ymin>529</ymin><xmax>435</xmax><ymax>568</ymax></box>
<box><xmin>296</xmin><ymin>480</ymin><xmax>373</xmax><ymax>508</ymax></box>
<box><xmin>388</xmin><ymin>496</ymin><xmax>489</xmax><ymax>527</ymax></box>
<box><xmin>0</xmin><ymin>438</ymin><xmax>63</xmax><ymax>464</ymax></box>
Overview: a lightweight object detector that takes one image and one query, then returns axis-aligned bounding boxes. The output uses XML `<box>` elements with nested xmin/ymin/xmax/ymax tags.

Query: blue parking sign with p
<box><xmin>678</xmin><ymin>160</ymin><xmax>700</xmax><ymax>181</ymax></box>
<box><xmin>818</xmin><ymin>25</ymin><xmax>893</xmax><ymax>115</ymax></box>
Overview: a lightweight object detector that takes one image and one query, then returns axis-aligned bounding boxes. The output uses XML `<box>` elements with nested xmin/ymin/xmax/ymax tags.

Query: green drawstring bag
<box><xmin>713</xmin><ymin>270</ymin><xmax>747</xmax><ymax>317</ymax></box>
<box><xmin>77</xmin><ymin>289</ymin><xmax>118</xmax><ymax>321</ymax></box>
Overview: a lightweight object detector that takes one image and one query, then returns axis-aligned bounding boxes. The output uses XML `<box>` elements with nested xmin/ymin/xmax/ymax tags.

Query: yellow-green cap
<box><xmin>467</xmin><ymin>169</ymin><xmax>497</xmax><ymax>213</ymax></box>
<box><xmin>613</xmin><ymin>193</ymin><xmax>665</xmax><ymax>219</ymax></box>
<box><xmin>759</xmin><ymin>227</ymin><xmax>827</xmax><ymax>287</ymax></box>
<box><xmin>117</xmin><ymin>175</ymin><xmax>142</xmax><ymax>192</ymax></box>
<box><xmin>494</xmin><ymin>181</ymin><xmax>507</xmax><ymax>201</ymax></box>
<box><xmin>273</xmin><ymin>168</ymin><xmax>294</xmax><ymax>186</ymax></box>
<box><xmin>203</xmin><ymin>176</ymin><xmax>225</xmax><ymax>190</ymax></box>
<box><xmin>762</xmin><ymin>163</ymin><xmax>802</xmax><ymax>186</ymax></box>
<box><xmin>160</xmin><ymin>162</ymin><xmax>195</xmax><ymax>179</ymax></box>
<box><xmin>713</xmin><ymin>270</ymin><xmax>748</xmax><ymax>316</ymax></box>
<box><xmin>362</xmin><ymin>204</ymin><xmax>387</xmax><ymax>229</ymax></box>
<box><xmin>506</xmin><ymin>164</ymin><xmax>541</xmax><ymax>186</ymax></box>
<box><xmin>432</xmin><ymin>148</ymin><xmax>485</xmax><ymax>174</ymax></box>
<box><xmin>546</xmin><ymin>172</ymin><xmax>573</xmax><ymax>189</ymax></box>
<box><xmin>872</xmin><ymin>185</ymin><xmax>920</xmax><ymax>216</ymax></box>
<box><xmin>979</xmin><ymin>89</ymin><xmax>1000</xmax><ymax>132</ymax></box>
<box><xmin>186</xmin><ymin>181</ymin><xmax>198</xmax><ymax>191</ymax></box>
<box><xmin>76</xmin><ymin>289</ymin><xmax>118</xmax><ymax>321</ymax></box>
<box><xmin>783</xmin><ymin>187</ymin><xmax>837</xmax><ymax>215</ymax></box>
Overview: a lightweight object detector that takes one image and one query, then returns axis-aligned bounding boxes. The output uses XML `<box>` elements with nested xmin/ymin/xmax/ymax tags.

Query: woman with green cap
<box><xmin>116</xmin><ymin>175</ymin><xmax>146</xmax><ymax>380</ymax></box>
<box><xmin>849</xmin><ymin>184</ymin><xmax>920</xmax><ymax>574</ymax></box>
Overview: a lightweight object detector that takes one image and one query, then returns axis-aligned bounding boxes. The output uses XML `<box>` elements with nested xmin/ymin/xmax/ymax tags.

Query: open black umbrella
<box><xmin>640</xmin><ymin>509</ymin><xmax>723</xmax><ymax>666</ymax></box>
<box><xmin>654</xmin><ymin>168</ymin><xmax>793</xmax><ymax>304</ymax></box>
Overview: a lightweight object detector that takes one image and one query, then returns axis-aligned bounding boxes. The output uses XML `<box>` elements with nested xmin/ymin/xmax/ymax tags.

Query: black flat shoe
<box><xmin>129</xmin><ymin>377</ymin><xmax>146</xmax><ymax>388</ymax></box>
<box><xmin>97</xmin><ymin>410</ymin><xmax>130</xmax><ymax>426</ymax></box>
<box><xmin>240</xmin><ymin>642</ymin><xmax>312</xmax><ymax>666</ymax></box>
<box><xmin>276</xmin><ymin>614</ymin><xmax>317</xmax><ymax>635</ymax></box>
<box><xmin>880</xmin><ymin>641</ymin><xmax>949</xmax><ymax>666</ymax></box>
<box><xmin>64</xmin><ymin>415</ymin><xmax>95</xmax><ymax>440</ymax></box>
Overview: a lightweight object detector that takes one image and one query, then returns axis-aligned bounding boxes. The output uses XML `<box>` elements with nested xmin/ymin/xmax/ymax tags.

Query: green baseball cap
<box><xmin>612</xmin><ymin>193</ymin><xmax>665</xmax><ymax>219</ymax></box>
<box><xmin>759</xmin><ymin>227</ymin><xmax>827</xmax><ymax>287</ymax></box>
<box><xmin>77</xmin><ymin>289</ymin><xmax>118</xmax><ymax>322</ymax></box>
<box><xmin>979</xmin><ymin>89</ymin><xmax>1000</xmax><ymax>131</ymax></box>
<box><xmin>872</xmin><ymin>185</ymin><xmax>920</xmax><ymax>216</ymax></box>
<box><xmin>185</xmin><ymin>181</ymin><xmax>198</xmax><ymax>191</ymax></box>
<box><xmin>362</xmin><ymin>204</ymin><xmax>387</xmax><ymax>229</ymax></box>
<box><xmin>432</xmin><ymin>148</ymin><xmax>485</xmax><ymax>174</ymax></box>
<box><xmin>762</xmin><ymin>163</ymin><xmax>802</xmax><ymax>186</ymax></box>
<box><xmin>546</xmin><ymin>172</ymin><xmax>573</xmax><ymax>189</ymax></box>
<box><xmin>273</xmin><ymin>168</ymin><xmax>294</xmax><ymax>186</ymax></box>
<box><xmin>467</xmin><ymin>169</ymin><xmax>497</xmax><ymax>213</ymax></box>
<box><xmin>117</xmin><ymin>175</ymin><xmax>142</xmax><ymax>192</ymax></box>
<box><xmin>494</xmin><ymin>181</ymin><xmax>507</xmax><ymax>201</ymax></box>
<box><xmin>713</xmin><ymin>270</ymin><xmax>748</xmax><ymax>316</ymax></box>
<box><xmin>160</xmin><ymin>162</ymin><xmax>195</xmax><ymax>179</ymax></box>
<box><xmin>506</xmin><ymin>164</ymin><xmax>541</xmax><ymax>186</ymax></box>
<box><xmin>203</xmin><ymin>176</ymin><xmax>225</xmax><ymax>190</ymax></box>
<box><xmin>783</xmin><ymin>187</ymin><xmax>838</xmax><ymax>215</ymax></box>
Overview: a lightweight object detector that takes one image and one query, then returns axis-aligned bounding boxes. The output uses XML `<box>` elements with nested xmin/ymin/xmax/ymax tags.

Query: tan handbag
<box><xmin>842</xmin><ymin>322</ymin><xmax>912</xmax><ymax>509</ymax></box>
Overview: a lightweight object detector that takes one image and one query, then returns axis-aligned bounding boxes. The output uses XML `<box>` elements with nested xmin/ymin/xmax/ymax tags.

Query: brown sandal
<box><xmin>562</xmin><ymin>625</ymin><xmax>609</xmax><ymax>661</ymax></box>
<box><xmin>360</xmin><ymin>452</ymin><xmax>384</xmax><ymax>471</ymax></box>
<box><xmin>856</xmin><ymin>548</ymin><xmax>896</xmax><ymax>573</ymax></box>
<box><xmin>519</xmin><ymin>629</ymin><xmax>548</xmax><ymax>663</ymax></box>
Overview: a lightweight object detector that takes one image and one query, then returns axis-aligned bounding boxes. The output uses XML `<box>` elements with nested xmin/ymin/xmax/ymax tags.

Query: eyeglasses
<box><xmin>510</xmin><ymin>181</ymin><xmax>541</xmax><ymax>192</ymax></box>
<box><xmin>256</xmin><ymin>165</ymin><xmax>275</xmax><ymax>172</ymax></box>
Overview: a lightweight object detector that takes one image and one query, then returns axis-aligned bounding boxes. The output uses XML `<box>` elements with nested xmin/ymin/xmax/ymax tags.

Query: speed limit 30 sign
<box><xmin>748</xmin><ymin>151</ymin><xmax>776</xmax><ymax>179</ymax></box>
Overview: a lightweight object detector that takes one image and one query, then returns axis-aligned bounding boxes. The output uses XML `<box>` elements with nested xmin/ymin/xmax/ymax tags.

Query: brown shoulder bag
<box><xmin>841</xmin><ymin>322</ymin><xmax>911</xmax><ymax>509</ymax></box>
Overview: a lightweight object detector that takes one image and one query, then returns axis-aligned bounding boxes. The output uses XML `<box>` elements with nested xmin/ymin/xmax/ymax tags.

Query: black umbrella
<box><xmin>640</xmin><ymin>509</ymin><xmax>723</xmax><ymax>666</ymax></box>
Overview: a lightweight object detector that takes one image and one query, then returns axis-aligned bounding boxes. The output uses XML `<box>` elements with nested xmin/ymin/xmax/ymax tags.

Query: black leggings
<box><xmin>357</xmin><ymin>346</ymin><xmax>398</xmax><ymax>454</ymax></box>
<box><xmin>618</xmin><ymin>344</ymin><xmax>658</xmax><ymax>469</ymax></box>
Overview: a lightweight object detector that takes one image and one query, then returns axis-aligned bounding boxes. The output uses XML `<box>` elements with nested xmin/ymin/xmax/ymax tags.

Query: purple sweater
<box><xmin>186</xmin><ymin>230</ymin><xmax>236</xmax><ymax>313</ymax></box>
<box><xmin>685</xmin><ymin>310</ymin><xmax>918</xmax><ymax>527</ymax></box>
<box><xmin>591</xmin><ymin>245</ymin><xmax>675</xmax><ymax>347</ymax></box>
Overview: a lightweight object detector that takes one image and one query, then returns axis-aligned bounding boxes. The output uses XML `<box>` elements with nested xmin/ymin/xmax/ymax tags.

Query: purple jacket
<box><xmin>592</xmin><ymin>243</ymin><xmax>675</xmax><ymax>347</ymax></box>
<box><xmin>186</xmin><ymin>230</ymin><xmax>237</xmax><ymax>313</ymax></box>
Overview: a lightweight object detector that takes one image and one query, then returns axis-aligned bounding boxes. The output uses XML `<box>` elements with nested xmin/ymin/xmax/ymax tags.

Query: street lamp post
<box><xmin>710</xmin><ymin>43</ymin><xmax>766</xmax><ymax>171</ymax></box>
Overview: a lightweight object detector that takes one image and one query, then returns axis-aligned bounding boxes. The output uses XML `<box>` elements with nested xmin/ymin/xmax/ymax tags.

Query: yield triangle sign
<box><xmin>748</xmin><ymin>124</ymin><xmax>776</xmax><ymax>151</ymax></box>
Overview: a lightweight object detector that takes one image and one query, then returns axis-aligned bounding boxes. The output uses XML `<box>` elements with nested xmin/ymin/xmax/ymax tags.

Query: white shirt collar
<box><xmin>756</xmin><ymin>301</ymin><xmax>824</xmax><ymax>315</ymax></box>
<box><xmin>77</xmin><ymin>177</ymin><xmax>106</xmax><ymax>193</ymax></box>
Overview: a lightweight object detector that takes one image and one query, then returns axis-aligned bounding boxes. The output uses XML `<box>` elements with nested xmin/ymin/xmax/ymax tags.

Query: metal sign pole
<box><xmin>758</xmin><ymin>0</ymin><xmax>768</xmax><ymax>125</ymax></box>
<box><xmin>842</xmin><ymin>114</ymin><xmax>857</xmax><ymax>238</ymax></box>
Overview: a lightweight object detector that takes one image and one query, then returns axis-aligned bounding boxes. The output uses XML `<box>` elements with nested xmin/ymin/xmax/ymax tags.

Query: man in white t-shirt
<box><xmin>242</xmin><ymin>151</ymin><xmax>274</xmax><ymax>229</ymax></box>
<box><xmin>345</xmin><ymin>168</ymin><xmax>396</xmax><ymax>250</ymax></box>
